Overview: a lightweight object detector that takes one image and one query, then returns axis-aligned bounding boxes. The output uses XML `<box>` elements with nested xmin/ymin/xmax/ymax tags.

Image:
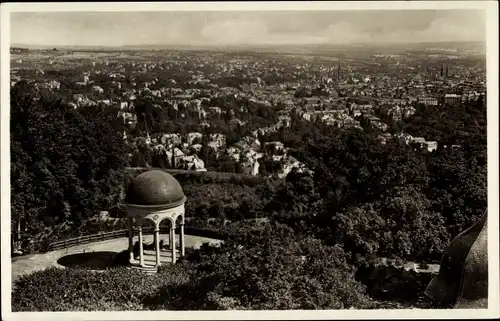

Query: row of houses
<box><xmin>395</xmin><ymin>133</ymin><xmax>438</xmax><ymax>152</ymax></box>
<box><xmin>151</xmin><ymin>145</ymin><xmax>207</xmax><ymax>171</ymax></box>
<box><xmin>226</xmin><ymin>138</ymin><xmax>311</xmax><ymax>178</ymax></box>
<box><xmin>385</xmin><ymin>105</ymin><xmax>416</xmax><ymax>121</ymax></box>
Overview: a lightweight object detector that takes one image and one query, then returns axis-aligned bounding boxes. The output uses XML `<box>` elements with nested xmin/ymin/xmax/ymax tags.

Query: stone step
<box><xmin>127</xmin><ymin>264</ymin><xmax>158</xmax><ymax>274</ymax></box>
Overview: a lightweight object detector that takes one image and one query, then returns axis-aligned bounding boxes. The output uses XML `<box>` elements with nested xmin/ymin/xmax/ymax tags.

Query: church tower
<box><xmin>337</xmin><ymin>60</ymin><xmax>341</xmax><ymax>82</ymax></box>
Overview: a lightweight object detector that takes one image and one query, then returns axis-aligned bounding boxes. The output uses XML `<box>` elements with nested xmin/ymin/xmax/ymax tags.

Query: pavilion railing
<box><xmin>46</xmin><ymin>230</ymin><xmax>128</xmax><ymax>252</ymax></box>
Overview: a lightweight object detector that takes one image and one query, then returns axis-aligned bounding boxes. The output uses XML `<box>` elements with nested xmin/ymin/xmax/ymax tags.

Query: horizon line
<box><xmin>11</xmin><ymin>40</ymin><xmax>486</xmax><ymax>50</ymax></box>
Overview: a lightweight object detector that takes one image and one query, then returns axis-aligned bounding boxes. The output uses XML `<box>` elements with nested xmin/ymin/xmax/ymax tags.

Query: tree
<box><xmin>426</xmin><ymin>147</ymin><xmax>486</xmax><ymax>237</ymax></box>
<box><xmin>179</xmin><ymin>228</ymin><xmax>373</xmax><ymax>310</ymax></box>
<box><xmin>130</xmin><ymin>151</ymin><xmax>147</xmax><ymax>167</ymax></box>
<box><xmin>10</xmin><ymin>82</ymin><xmax>130</xmax><ymax>250</ymax></box>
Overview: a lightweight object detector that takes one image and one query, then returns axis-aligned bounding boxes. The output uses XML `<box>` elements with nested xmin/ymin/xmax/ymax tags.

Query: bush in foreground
<box><xmin>13</xmin><ymin>230</ymin><xmax>374</xmax><ymax>311</ymax></box>
<box><xmin>179</xmin><ymin>236</ymin><xmax>374</xmax><ymax>310</ymax></box>
<box><xmin>12</xmin><ymin>265</ymin><xmax>191</xmax><ymax>311</ymax></box>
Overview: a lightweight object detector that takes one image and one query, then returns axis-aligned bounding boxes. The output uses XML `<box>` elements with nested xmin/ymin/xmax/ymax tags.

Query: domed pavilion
<box><xmin>425</xmin><ymin>210</ymin><xmax>488</xmax><ymax>308</ymax></box>
<box><xmin>124</xmin><ymin>170</ymin><xmax>187</xmax><ymax>272</ymax></box>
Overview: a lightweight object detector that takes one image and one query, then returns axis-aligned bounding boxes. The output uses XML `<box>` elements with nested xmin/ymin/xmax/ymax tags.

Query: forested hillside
<box><xmin>11</xmin><ymin>81</ymin><xmax>486</xmax><ymax>310</ymax></box>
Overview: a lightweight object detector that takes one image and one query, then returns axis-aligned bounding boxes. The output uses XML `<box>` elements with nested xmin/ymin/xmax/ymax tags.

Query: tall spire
<box><xmin>337</xmin><ymin>60</ymin><xmax>341</xmax><ymax>81</ymax></box>
<box><xmin>440</xmin><ymin>64</ymin><xmax>444</xmax><ymax>77</ymax></box>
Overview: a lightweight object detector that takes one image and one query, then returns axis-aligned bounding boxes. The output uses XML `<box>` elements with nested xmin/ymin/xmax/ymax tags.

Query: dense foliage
<box><xmin>12</xmin><ymin>265</ymin><xmax>190</xmax><ymax>311</ymax></box>
<box><xmin>11</xmin><ymin>81</ymin><xmax>130</xmax><ymax>251</ymax></box>
<box><xmin>179</xmin><ymin>229</ymin><xmax>374</xmax><ymax>310</ymax></box>
<box><xmin>355</xmin><ymin>265</ymin><xmax>436</xmax><ymax>308</ymax></box>
<box><xmin>132</xmin><ymin>93</ymin><xmax>277</xmax><ymax>141</ymax></box>
<box><xmin>261</xmin><ymin>101</ymin><xmax>486</xmax><ymax>264</ymax></box>
<box><xmin>403</xmin><ymin>100</ymin><xmax>486</xmax><ymax>147</ymax></box>
<box><xmin>11</xmin><ymin>80</ymin><xmax>486</xmax><ymax>310</ymax></box>
<box><xmin>177</xmin><ymin>98</ymin><xmax>486</xmax><ymax>266</ymax></box>
<box><xmin>13</xmin><ymin>230</ymin><xmax>374</xmax><ymax>311</ymax></box>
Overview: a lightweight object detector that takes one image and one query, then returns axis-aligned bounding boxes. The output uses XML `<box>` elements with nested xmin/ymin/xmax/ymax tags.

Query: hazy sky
<box><xmin>11</xmin><ymin>10</ymin><xmax>486</xmax><ymax>47</ymax></box>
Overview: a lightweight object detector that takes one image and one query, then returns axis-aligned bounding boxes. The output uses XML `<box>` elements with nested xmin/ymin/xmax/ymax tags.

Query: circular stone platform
<box><xmin>11</xmin><ymin>234</ymin><xmax>222</xmax><ymax>283</ymax></box>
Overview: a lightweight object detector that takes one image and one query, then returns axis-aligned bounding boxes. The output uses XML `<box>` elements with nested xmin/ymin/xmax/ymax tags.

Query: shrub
<box><xmin>177</xmin><ymin>233</ymin><xmax>375</xmax><ymax>310</ymax></box>
<box><xmin>355</xmin><ymin>265</ymin><xmax>436</xmax><ymax>305</ymax></box>
<box><xmin>112</xmin><ymin>250</ymin><xmax>130</xmax><ymax>267</ymax></box>
<box><xmin>12</xmin><ymin>264</ymin><xmax>191</xmax><ymax>311</ymax></box>
<box><xmin>13</xmin><ymin>232</ymin><xmax>375</xmax><ymax>311</ymax></box>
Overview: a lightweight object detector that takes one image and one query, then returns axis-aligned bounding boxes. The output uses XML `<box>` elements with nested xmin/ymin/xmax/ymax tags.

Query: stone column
<box><xmin>180</xmin><ymin>223</ymin><xmax>185</xmax><ymax>257</ymax></box>
<box><xmin>155</xmin><ymin>223</ymin><xmax>161</xmax><ymax>267</ymax></box>
<box><xmin>169</xmin><ymin>226</ymin><xmax>174</xmax><ymax>250</ymax></box>
<box><xmin>138</xmin><ymin>225</ymin><xmax>144</xmax><ymax>267</ymax></box>
<box><xmin>171</xmin><ymin>225</ymin><xmax>176</xmax><ymax>264</ymax></box>
<box><xmin>128</xmin><ymin>216</ymin><xmax>134</xmax><ymax>262</ymax></box>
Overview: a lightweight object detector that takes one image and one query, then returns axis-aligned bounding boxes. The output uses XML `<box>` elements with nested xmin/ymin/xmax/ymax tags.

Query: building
<box><xmin>181</xmin><ymin>155</ymin><xmax>206</xmax><ymax>171</ymax></box>
<box><xmin>191</xmin><ymin>144</ymin><xmax>203</xmax><ymax>153</ymax></box>
<box><xmin>209</xmin><ymin>107</ymin><xmax>222</xmax><ymax>115</ymax></box>
<box><xmin>117</xmin><ymin>111</ymin><xmax>137</xmax><ymax>127</ymax></box>
<box><xmin>264</xmin><ymin>141</ymin><xmax>285</xmax><ymax>154</ymax></box>
<box><xmin>412</xmin><ymin>137</ymin><xmax>426</xmax><ymax>145</ymax></box>
<box><xmin>97</xmin><ymin>99</ymin><xmax>111</xmax><ymax>106</ymax></box>
<box><xmin>418</xmin><ymin>97</ymin><xmax>439</xmax><ymax>106</ymax></box>
<box><xmin>423</xmin><ymin>141</ymin><xmax>438</xmax><ymax>153</ymax></box>
<box><xmin>92</xmin><ymin>85</ymin><xmax>104</xmax><ymax>94</ymax></box>
<box><xmin>166</xmin><ymin>148</ymin><xmax>186</xmax><ymax>169</ymax></box>
<box><xmin>252</xmin><ymin>161</ymin><xmax>260</xmax><ymax>176</ymax></box>
<box><xmin>444</xmin><ymin>94</ymin><xmax>462</xmax><ymax>105</ymax></box>
<box><xmin>47</xmin><ymin>80</ymin><xmax>61</xmax><ymax>90</ymax></box>
<box><xmin>302</xmin><ymin>112</ymin><xmax>312</xmax><ymax>121</ymax></box>
<box><xmin>124</xmin><ymin>170</ymin><xmax>187</xmax><ymax>273</ymax></box>
<box><xmin>277</xmin><ymin>156</ymin><xmax>312</xmax><ymax>179</ymax></box>
<box><xmin>160</xmin><ymin>133</ymin><xmax>182</xmax><ymax>147</ymax></box>
<box><xmin>186</xmin><ymin>132</ymin><xmax>203</xmax><ymax>145</ymax></box>
<box><xmin>208</xmin><ymin>134</ymin><xmax>226</xmax><ymax>150</ymax></box>
<box><xmin>396</xmin><ymin>133</ymin><xmax>414</xmax><ymax>145</ymax></box>
<box><xmin>278</xmin><ymin>115</ymin><xmax>292</xmax><ymax>127</ymax></box>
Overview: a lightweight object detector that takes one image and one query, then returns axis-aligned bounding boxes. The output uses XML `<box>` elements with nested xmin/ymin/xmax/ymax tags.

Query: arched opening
<box><xmin>158</xmin><ymin>218</ymin><xmax>173</xmax><ymax>249</ymax></box>
<box><xmin>175</xmin><ymin>214</ymin><xmax>185</xmax><ymax>258</ymax></box>
<box><xmin>175</xmin><ymin>214</ymin><xmax>183</xmax><ymax>247</ymax></box>
<box><xmin>158</xmin><ymin>217</ymin><xmax>175</xmax><ymax>263</ymax></box>
<box><xmin>136</xmin><ymin>218</ymin><xmax>156</xmax><ymax>266</ymax></box>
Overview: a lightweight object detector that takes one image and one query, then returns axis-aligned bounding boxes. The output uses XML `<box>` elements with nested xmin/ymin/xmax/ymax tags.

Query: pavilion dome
<box><xmin>125</xmin><ymin>170</ymin><xmax>186</xmax><ymax>208</ymax></box>
<box><xmin>425</xmin><ymin>210</ymin><xmax>488</xmax><ymax>308</ymax></box>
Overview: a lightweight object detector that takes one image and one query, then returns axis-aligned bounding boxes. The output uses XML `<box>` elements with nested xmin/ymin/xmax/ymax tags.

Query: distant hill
<box><xmin>11</xmin><ymin>41</ymin><xmax>485</xmax><ymax>54</ymax></box>
<box><xmin>10</xmin><ymin>47</ymin><xmax>30</xmax><ymax>53</ymax></box>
